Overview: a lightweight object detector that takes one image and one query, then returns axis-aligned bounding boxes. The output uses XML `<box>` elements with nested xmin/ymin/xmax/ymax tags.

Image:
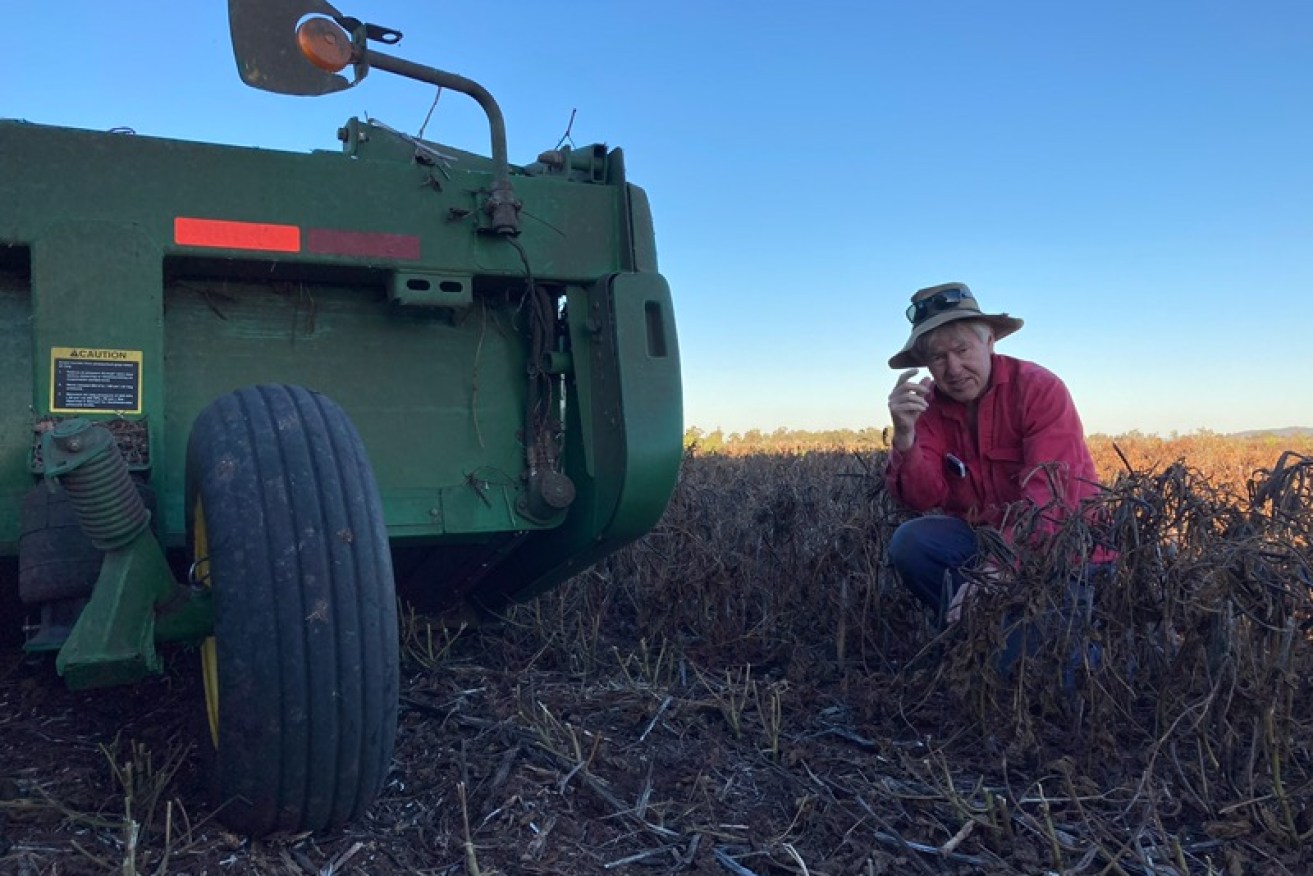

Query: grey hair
<box><xmin>913</xmin><ymin>319</ymin><xmax>993</xmax><ymax>363</ymax></box>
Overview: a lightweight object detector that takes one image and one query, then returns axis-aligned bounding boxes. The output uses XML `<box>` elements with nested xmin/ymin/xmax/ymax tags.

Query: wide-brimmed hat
<box><xmin>888</xmin><ymin>282</ymin><xmax>1023</xmax><ymax>369</ymax></box>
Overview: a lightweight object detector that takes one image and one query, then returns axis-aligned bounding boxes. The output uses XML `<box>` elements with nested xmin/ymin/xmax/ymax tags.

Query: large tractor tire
<box><xmin>186</xmin><ymin>384</ymin><xmax>398</xmax><ymax>836</ymax></box>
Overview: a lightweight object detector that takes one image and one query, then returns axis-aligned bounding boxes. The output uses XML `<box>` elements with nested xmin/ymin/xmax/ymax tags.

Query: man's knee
<box><xmin>890</xmin><ymin>516</ymin><xmax>974</xmax><ymax>567</ymax></box>
<box><xmin>888</xmin><ymin>519</ymin><xmax>922</xmax><ymax>572</ymax></box>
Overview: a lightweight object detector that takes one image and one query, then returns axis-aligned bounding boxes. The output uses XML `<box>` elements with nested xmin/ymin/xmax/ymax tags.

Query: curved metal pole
<box><xmin>361</xmin><ymin>48</ymin><xmax>520</xmax><ymax>233</ymax></box>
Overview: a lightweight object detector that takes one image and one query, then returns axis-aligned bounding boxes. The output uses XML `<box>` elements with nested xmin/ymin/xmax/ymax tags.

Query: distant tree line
<box><xmin>683</xmin><ymin>426</ymin><xmax>891</xmax><ymax>454</ymax></box>
<box><xmin>685</xmin><ymin>426</ymin><xmax>1313</xmax><ymax>476</ymax></box>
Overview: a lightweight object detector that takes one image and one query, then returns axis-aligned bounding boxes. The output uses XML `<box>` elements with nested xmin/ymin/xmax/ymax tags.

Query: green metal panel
<box><xmin>1</xmin><ymin>107</ymin><xmax>682</xmax><ymax>665</ymax></box>
<box><xmin>1</xmin><ymin>121</ymin><xmax>626</xmax><ymax>282</ymax></box>
<box><xmin>32</xmin><ymin>219</ymin><xmax>165</xmax><ymax>458</ymax></box>
<box><xmin>606</xmin><ymin>273</ymin><xmax>683</xmax><ymax>534</ymax></box>
<box><xmin>55</xmin><ymin>533</ymin><xmax>178</xmax><ymax>690</ymax></box>
<box><xmin>471</xmin><ymin>271</ymin><xmax>683</xmax><ymax>607</ymax></box>
<box><xmin>0</xmin><ymin>253</ymin><xmax>33</xmax><ymax>550</ymax></box>
<box><xmin>160</xmin><ymin>274</ymin><xmax>529</xmax><ymax>542</ymax></box>
<box><xmin>0</xmin><ymin>118</ymin><xmax>639</xmax><ymax>546</ymax></box>
<box><xmin>625</xmin><ymin>184</ymin><xmax>661</xmax><ymax>273</ymax></box>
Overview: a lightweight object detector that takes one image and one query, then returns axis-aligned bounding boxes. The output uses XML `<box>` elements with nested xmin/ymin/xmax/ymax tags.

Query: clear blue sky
<box><xmin>6</xmin><ymin>2</ymin><xmax>1310</xmax><ymax>437</ymax></box>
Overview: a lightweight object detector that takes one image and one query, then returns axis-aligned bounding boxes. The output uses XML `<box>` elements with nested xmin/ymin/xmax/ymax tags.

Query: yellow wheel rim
<box><xmin>194</xmin><ymin>497</ymin><xmax>220</xmax><ymax>748</ymax></box>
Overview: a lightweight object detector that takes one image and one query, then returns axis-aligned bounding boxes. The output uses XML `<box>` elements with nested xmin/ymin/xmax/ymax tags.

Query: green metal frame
<box><xmin>0</xmin><ymin>105</ymin><xmax>681</xmax><ymax>685</ymax></box>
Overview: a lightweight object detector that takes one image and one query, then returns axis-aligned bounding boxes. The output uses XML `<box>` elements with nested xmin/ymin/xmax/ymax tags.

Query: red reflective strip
<box><xmin>174</xmin><ymin>217</ymin><xmax>301</xmax><ymax>253</ymax></box>
<box><xmin>305</xmin><ymin>228</ymin><xmax>421</xmax><ymax>260</ymax></box>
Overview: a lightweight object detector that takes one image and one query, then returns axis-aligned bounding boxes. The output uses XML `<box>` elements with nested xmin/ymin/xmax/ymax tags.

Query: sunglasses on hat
<box><xmin>906</xmin><ymin>286</ymin><xmax>974</xmax><ymax>325</ymax></box>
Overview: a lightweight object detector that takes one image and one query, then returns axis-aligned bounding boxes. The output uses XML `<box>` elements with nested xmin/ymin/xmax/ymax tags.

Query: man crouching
<box><xmin>883</xmin><ymin>282</ymin><xmax>1113</xmax><ymax>645</ymax></box>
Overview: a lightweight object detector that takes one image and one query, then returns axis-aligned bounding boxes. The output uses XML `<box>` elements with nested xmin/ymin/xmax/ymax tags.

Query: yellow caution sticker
<box><xmin>49</xmin><ymin>347</ymin><xmax>143</xmax><ymax>414</ymax></box>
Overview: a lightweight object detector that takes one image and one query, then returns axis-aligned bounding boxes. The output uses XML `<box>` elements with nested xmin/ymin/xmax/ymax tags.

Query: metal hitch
<box><xmin>41</xmin><ymin>420</ymin><xmax>200</xmax><ymax>689</ymax></box>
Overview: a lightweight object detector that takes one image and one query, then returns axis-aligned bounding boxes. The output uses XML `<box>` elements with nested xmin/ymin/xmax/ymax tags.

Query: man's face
<box><xmin>924</xmin><ymin>322</ymin><xmax>994</xmax><ymax>403</ymax></box>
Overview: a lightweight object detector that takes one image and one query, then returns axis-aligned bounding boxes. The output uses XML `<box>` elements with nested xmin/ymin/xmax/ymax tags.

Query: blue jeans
<box><xmin>888</xmin><ymin>515</ymin><xmax>977</xmax><ymax>624</ymax></box>
<box><xmin>889</xmin><ymin>515</ymin><xmax>1106</xmax><ymax>681</ymax></box>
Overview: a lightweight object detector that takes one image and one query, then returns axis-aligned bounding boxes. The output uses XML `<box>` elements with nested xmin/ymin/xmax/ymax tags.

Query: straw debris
<box><xmin>2</xmin><ymin>446</ymin><xmax>1311</xmax><ymax>873</ymax></box>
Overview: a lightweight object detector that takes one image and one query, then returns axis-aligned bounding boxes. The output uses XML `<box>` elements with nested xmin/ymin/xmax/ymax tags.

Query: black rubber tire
<box><xmin>0</xmin><ymin>558</ymin><xmax>23</xmax><ymax>648</ymax></box>
<box><xmin>186</xmin><ymin>384</ymin><xmax>398</xmax><ymax>836</ymax></box>
<box><xmin>19</xmin><ymin>483</ymin><xmax>156</xmax><ymax>605</ymax></box>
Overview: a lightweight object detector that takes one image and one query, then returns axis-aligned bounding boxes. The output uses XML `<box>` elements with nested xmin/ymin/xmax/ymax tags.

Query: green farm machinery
<box><xmin>0</xmin><ymin>1</ymin><xmax>681</xmax><ymax>835</ymax></box>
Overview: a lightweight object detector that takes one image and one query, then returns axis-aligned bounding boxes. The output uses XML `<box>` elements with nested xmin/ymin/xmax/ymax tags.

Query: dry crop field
<box><xmin>2</xmin><ymin>435</ymin><xmax>1311</xmax><ymax>874</ymax></box>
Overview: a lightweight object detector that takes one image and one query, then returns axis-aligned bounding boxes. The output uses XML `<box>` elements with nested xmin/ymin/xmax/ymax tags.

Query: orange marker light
<box><xmin>297</xmin><ymin>17</ymin><xmax>354</xmax><ymax>73</ymax></box>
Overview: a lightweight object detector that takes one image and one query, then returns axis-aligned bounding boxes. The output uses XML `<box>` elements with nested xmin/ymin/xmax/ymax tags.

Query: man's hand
<box><xmin>946</xmin><ymin>563</ymin><xmax>1001</xmax><ymax>625</ymax></box>
<box><xmin>945</xmin><ymin>580</ymin><xmax>974</xmax><ymax>625</ymax></box>
<box><xmin>888</xmin><ymin>369</ymin><xmax>933</xmax><ymax>452</ymax></box>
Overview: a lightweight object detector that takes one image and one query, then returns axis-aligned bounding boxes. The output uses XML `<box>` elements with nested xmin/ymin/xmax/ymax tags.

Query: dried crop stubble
<box><xmin>500</xmin><ymin>448</ymin><xmax>1313</xmax><ymax>871</ymax></box>
<box><xmin>5</xmin><ymin>447</ymin><xmax>1313</xmax><ymax>874</ymax></box>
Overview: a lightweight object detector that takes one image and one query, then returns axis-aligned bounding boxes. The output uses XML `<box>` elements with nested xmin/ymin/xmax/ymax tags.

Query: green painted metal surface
<box><xmin>0</xmin><ymin>258</ymin><xmax>33</xmax><ymax>553</ymax></box>
<box><xmin>39</xmin><ymin>421</ymin><xmax>183</xmax><ymax>689</ymax></box>
<box><xmin>1</xmin><ymin>59</ymin><xmax>682</xmax><ymax>678</ymax></box>
<box><xmin>55</xmin><ymin>535</ymin><xmax>177</xmax><ymax>690</ymax></box>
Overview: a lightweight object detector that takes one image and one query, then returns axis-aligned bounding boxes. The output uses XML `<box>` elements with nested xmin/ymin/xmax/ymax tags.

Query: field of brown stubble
<box><xmin>3</xmin><ymin>435</ymin><xmax>1311</xmax><ymax>874</ymax></box>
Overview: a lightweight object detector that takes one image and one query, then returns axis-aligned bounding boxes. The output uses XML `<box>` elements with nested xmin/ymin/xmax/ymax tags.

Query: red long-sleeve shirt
<box><xmin>885</xmin><ymin>354</ymin><xmax>1110</xmax><ymax>557</ymax></box>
